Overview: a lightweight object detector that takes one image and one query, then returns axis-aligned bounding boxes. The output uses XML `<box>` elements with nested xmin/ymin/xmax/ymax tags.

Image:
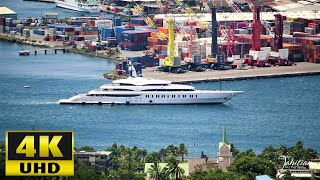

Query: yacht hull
<box><xmin>59</xmin><ymin>91</ymin><xmax>242</xmax><ymax>105</ymax></box>
<box><xmin>55</xmin><ymin>1</ymin><xmax>101</xmax><ymax>13</ymax></box>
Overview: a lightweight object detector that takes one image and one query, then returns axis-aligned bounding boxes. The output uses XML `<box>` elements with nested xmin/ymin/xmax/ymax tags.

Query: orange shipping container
<box><xmin>158</xmin><ymin>27</ymin><xmax>169</xmax><ymax>34</ymax></box>
<box><xmin>49</xmin><ymin>36</ymin><xmax>56</xmax><ymax>41</ymax></box>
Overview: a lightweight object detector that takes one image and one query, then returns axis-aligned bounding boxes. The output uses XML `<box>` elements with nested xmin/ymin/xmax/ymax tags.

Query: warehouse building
<box><xmin>0</xmin><ymin>7</ymin><xmax>17</xmax><ymax>20</ymax></box>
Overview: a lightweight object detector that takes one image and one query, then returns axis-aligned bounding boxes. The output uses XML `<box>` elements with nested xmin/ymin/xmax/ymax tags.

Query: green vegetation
<box><xmin>0</xmin><ymin>141</ymin><xmax>318</xmax><ymax>180</ymax></box>
<box><xmin>0</xmin><ymin>34</ymin><xmax>25</xmax><ymax>44</ymax></box>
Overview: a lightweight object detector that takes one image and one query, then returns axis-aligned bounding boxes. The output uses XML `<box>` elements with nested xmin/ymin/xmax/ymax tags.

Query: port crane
<box><xmin>199</xmin><ymin>0</ymin><xmax>228</xmax><ymax>38</ymax></box>
<box><xmin>245</xmin><ymin>0</ymin><xmax>274</xmax><ymax>37</ymax></box>
<box><xmin>133</xmin><ymin>4</ymin><xmax>168</xmax><ymax>41</ymax></box>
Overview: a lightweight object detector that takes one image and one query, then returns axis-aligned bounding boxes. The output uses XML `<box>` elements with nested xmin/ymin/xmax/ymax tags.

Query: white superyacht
<box><xmin>55</xmin><ymin>0</ymin><xmax>101</xmax><ymax>13</ymax></box>
<box><xmin>59</xmin><ymin>66</ymin><xmax>243</xmax><ymax>105</ymax></box>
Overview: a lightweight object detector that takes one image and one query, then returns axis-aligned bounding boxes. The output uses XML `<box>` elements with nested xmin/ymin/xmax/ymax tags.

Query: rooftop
<box><xmin>0</xmin><ymin>7</ymin><xmax>16</xmax><ymax>15</ymax></box>
<box><xmin>74</xmin><ymin>150</ymin><xmax>112</xmax><ymax>156</ymax></box>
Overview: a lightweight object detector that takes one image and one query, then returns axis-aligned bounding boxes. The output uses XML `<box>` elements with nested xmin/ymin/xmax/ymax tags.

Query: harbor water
<box><xmin>0</xmin><ymin>41</ymin><xmax>319</xmax><ymax>157</ymax></box>
<box><xmin>0</xmin><ymin>0</ymin><xmax>111</xmax><ymax>19</ymax></box>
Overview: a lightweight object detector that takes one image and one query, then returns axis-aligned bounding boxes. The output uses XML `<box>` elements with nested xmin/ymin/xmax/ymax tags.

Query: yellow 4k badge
<box><xmin>6</xmin><ymin>130</ymin><xmax>74</xmax><ymax>176</ymax></box>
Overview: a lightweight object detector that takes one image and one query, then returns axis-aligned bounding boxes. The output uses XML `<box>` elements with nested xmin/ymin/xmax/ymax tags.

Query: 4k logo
<box><xmin>6</xmin><ymin>131</ymin><xmax>74</xmax><ymax>176</ymax></box>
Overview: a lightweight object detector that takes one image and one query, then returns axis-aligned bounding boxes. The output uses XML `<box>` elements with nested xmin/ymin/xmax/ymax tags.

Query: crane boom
<box><xmin>223</xmin><ymin>0</ymin><xmax>252</xmax><ymax>27</ymax></box>
<box><xmin>133</xmin><ymin>4</ymin><xmax>168</xmax><ymax>40</ymax></box>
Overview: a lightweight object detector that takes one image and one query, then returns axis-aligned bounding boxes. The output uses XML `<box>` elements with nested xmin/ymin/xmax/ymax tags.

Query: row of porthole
<box><xmin>145</xmin><ymin>95</ymin><xmax>198</xmax><ymax>98</ymax></box>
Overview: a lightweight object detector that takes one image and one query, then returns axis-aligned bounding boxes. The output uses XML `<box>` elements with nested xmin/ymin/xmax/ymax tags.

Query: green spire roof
<box><xmin>222</xmin><ymin>126</ymin><xmax>227</xmax><ymax>144</ymax></box>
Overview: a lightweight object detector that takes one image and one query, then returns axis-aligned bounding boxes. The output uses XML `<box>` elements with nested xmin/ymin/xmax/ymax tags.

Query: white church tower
<box><xmin>217</xmin><ymin>126</ymin><xmax>233</xmax><ymax>171</ymax></box>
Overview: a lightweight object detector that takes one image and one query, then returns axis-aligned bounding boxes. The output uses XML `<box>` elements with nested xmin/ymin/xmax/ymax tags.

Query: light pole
<box><xmin>312</xmin><ymin>10</ymin><xmax>318</xmax><ymax>35</ymax></box>
<box><xmin>223</xmin><ymin>15</ymin><xmax>228</xmax><ymax>28</ymax></box>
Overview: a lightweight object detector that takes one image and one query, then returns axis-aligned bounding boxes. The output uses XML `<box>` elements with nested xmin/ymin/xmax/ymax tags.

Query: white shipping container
<box><xmin>232</xmin><ymin>55</ymin><xmax>241</xmax><ymax>61</ymax></box>
<box><xmin>261</xmin><ymin>47</ymin><xmax>272</xmax><ymax>52</ymax></box>
<box><xmin>95</xmin><ymin>20</ymin><xmax>113</xmax><ymax>28</ymax></box>
<box><xmin>10</xmin><ymin>31</ymin><xmax>17</xmax><ymax>35</ymax></box>
<box><xmin>16</xmin><ymin>24</ymin><xmax>24</xmax><ymax>29</ymax></box>
<box><xmin>249</xmin><ymin>50</ymin><xmax>268</xmax><ymax>60</ymax></box>
<box><xmin>278</xmin><ymin>48</ymin><xmax>289</xmax><ymax>59</ymax></box>
<box><xmin>268</xmin><ymin>51</ymin><xmax>279</xmax><ymax>57</ymax></box>
<box><xmin>5</xmin><ymin>18</ymin><xmax>13</xmax><ymax>23</ymax></box>
<box><xmin>56</xmin><ymin>31</ymin><xmax>63</xmax><ymax>36</ymax></box>
<box><xmin>182</xmin><ymin>48</ymin><xmax>189</xmax><ymax>53</ymax></box>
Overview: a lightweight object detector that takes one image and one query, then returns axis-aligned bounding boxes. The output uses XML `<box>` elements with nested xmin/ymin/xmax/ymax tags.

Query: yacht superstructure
<box><xmin>59</xmin><ymin>77</ymin><xmax>242</xmax><ymax>105</ymax></box>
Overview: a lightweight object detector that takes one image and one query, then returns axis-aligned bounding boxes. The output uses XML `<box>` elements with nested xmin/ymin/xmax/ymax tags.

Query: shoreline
<box><xmin>0</xmin><ymin>34</ymin><xmax>122</xmax><ymax>62</ymax></box>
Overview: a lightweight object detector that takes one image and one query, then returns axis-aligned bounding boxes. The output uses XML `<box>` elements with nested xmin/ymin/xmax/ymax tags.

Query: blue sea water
<box><xmin>0</xmin><ymin>41</ymin><xmax>320</xmax><ymax>157</ymax></box>
<box><xmin>0</xmin><ymin>0</ymin><xmax>112</xmax><ymax>19</ymax></box>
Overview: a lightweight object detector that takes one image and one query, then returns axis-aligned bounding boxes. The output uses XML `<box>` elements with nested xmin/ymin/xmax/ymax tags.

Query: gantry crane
<box><xmin>133</xmin><ymin>4</ymin><xmax>168</xmax><ymax>40</ymax></box>
<box><xmin>162</xmin><ymin>19</ymin><xmax>181</xmax><ymax>68</ymax></box>
<box><xmin>199</xmin><ymin>0</ymin><xmax>228</xmax><ymax>38</ymax></box>
<box><xmin>245</xmin><ymin>0</ymin><xmax>274</xmax><ymax>37</ymax></box>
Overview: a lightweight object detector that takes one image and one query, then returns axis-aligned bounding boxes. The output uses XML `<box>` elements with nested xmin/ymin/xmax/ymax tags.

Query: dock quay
<box><xmin>143</xmin><ymin>62</ymin><xmax>320</xmax><ymax>84</ymax></box>
<box><xmin>19</xmin><ymin>48</ymin><xmax>67</xmax><ymax>55</ymax></box>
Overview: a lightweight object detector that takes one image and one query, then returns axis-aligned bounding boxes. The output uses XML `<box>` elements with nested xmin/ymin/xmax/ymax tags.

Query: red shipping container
<box><xmin>0</xmin><ymin>17</ymin><xmax>5</xmax><ymax>26</ymax></box>
<box><xmin>49</xmin><ymin>36</ymin><xmax>56</xmax><ymax>41</ymax></box>
<box><xmin>158</xmin><ymin>54</ymin><xmax>166</xmax><ymax>59</ymax></box>
<box><xmin>114</xmin><ymin>8</ymin><xmax>119</xmax><ymax>13</ymax></box>
<box><xmin>308</xmin><ymin>23</ymin><xmax>317</xmax><ymax>29</ymax></box>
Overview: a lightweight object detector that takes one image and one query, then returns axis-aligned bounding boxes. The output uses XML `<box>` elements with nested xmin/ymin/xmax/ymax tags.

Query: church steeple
<box><xmin>218</xmin><ymin>126</ymin><xmax>230</xmax><ymax>149</ymax></box>
<box><xmin>222</xmin><ymin>126</ymin><xmax>227</xmax><ymax>144</ymax></box>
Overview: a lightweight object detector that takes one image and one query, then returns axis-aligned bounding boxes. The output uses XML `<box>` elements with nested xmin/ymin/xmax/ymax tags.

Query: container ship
<box><xmin>55</xmin><ymin>0</ymin><xmax>101</xmax><ymax>13</ymax></box>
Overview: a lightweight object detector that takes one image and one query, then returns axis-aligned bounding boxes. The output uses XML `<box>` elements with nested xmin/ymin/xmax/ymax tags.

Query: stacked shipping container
<box><xmin>100</xmin><ymin>28</ymin><xmax>115</xmax><ymax>41</ymax></box>
<box><xmin>120</xmin><ymin>30</ymin><xmax>151</xmax><ymax>51</ymax></box>
<box><xmin>0</xmin><ymin>17</ymin><xmax>5</xmax><ymax>33</ymax></box>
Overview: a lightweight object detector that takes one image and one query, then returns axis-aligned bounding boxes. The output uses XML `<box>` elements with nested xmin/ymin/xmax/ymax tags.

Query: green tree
<box><xmin>228</xmin><ymin>156</ymin><xmax>276</xmax><ymax>179</ymax></box>
<box><xmin>191</xmin><ymin>165</ymin><xmax>245</xmax><ymax>180</ymax></box>
<box><xmin>145</xmin><ymin>152</ymin><xmax>161</xmax><ymax>163</ymax></box>
<box><xmin>74</xmin><ymin>160</ymin><xmax>103</xmax><ymax>180</ymax></box>
<box><xmin>166</xmin><ymin>158</ymin><xmax>185</xmax><ymax>180</ymax></box>
<box><xmin>79</xmin><ymin>145</ymin><xmax>95</xmax><ymax>151</ymax></box>
<box><xmin>178</xmin><ymin>144</ymin><xmax>188</xmax><ymax>162</ymax></box>
<box><xmin>0</xmin><ymin>153</ymin><xmax>4</xmax><ymax>177</ymax></box>
<box><xmin>235</xmin><ymin>149</ymin><xmax>256</xmax><ymax>159</ymax></box>
<box><xmin>230</xmin><ymin>143</ymin><xmax>240</xmax><ymax>157</ymax></box>
<box><xmin>166</xmin><ymin>144</ymin><xmax>178</xmax><ymax>157</ymax></box>
<box><xmin>0</xmin><ymin>142</ymin><xmax>4</xmax><ymax>151</ymax></box>
<box><xmin>148</xmin><ymin>162</ymin><xmax>162</xmax><ymax>180</ymax></box>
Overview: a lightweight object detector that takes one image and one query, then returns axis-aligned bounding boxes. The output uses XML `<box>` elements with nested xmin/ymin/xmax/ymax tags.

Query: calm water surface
<box><xmin>0</xmin><ymin>0</ymin><xmax>112</xmax><ymax>19</ymax></box>
<box><xmin>0</xmin><ymin>41</ymin><xmax>319</xmax><ymax>157</ymax></box>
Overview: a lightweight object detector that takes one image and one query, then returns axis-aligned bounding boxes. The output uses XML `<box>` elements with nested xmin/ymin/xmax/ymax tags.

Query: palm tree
<box><xmin>178</xmin><ymin>144</ymin><xmax>189</xmax><ymax>162</ymax></box>
<box><xmin>166</xmin><ymin>158</ymin><xmax>185</xmax><ymax>180</ymax></box>
<box><xmin>148</xmin><ymin>162</ymin><xmax>162</xmax><ymax>180</ymax></box>
<box><xmin>166</xmin><ymin>144</ymin><xmax>178</xmax><ymax>157</ymax></box>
